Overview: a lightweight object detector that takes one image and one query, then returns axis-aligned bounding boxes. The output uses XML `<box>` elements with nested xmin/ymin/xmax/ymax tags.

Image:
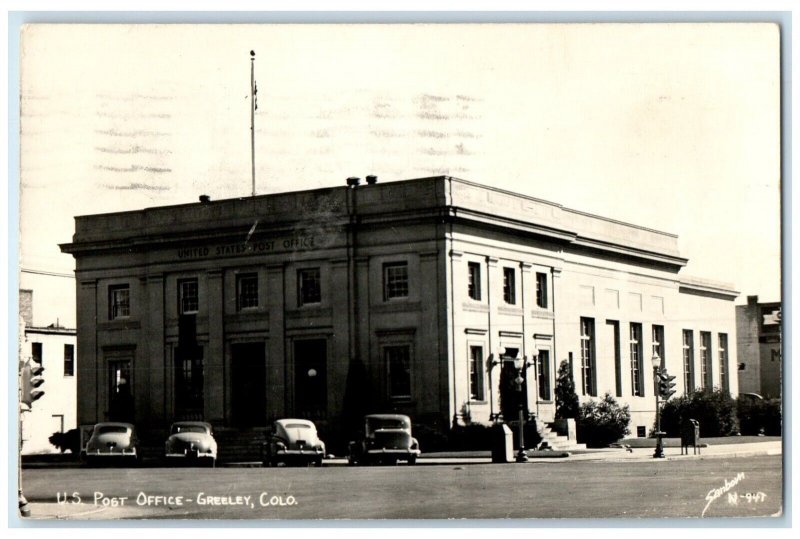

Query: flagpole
<box><xmin>250</xmin><ymin>50</ymin><xmax>256</xmax><ymax>197</ymax></box>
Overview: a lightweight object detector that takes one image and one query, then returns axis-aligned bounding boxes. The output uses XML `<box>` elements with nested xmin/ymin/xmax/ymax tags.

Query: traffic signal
<box><xmin>657</xmin><ymin>369</ymin><xmax>677</xmax><ymax>400</ymax></box>
<box><xmin>21</xmin><ymin>359</ymin><xmax>45</xmax><ymax>406</ymax></box>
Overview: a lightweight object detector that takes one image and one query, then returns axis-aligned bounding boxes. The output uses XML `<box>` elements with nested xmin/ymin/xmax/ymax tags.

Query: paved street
<box><xmin>21</xmin><ymin>454</ymin><xmax>782</xmax><ymax>520</ymax></box>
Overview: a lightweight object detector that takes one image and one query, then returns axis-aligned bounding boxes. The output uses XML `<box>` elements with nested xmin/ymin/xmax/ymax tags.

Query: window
<box><xmin>682</xmin><ymin>330</ymin><xmax>695</xmax><ymax>394</ymax></box>
<box><xmin>64</xmin><ymin>344</ymin><xmax>74</xmax><ymax>377</ymax></box>
<box><xmin>467</xmin><ymin>262</ymin><xmax>482</xmax><ymax>301</ymax></box>
<box><xmin>700</xmin><ymin>331</ymin><xmax>713</xmax><ymax>389</ymax></box>
<box><xmin>630</xmin><ymin>323</ymin><xmax>644</xmax><ymax>397</ymax></box>
<box><xmin>536</xmin><ymin>272</ymin><xmax>548</xmax><ymax>308</ymax></box>
<box><xmin>298</xmin><ymin>268</ymin><xmax>321</xmax><ymax>305</ymax></box>
<box><xmin>109</xmin><ymin>285</ymin><xmax>130</xmax><ymax>320</ymax></box>
<box><xmin>237</xmin><ymin>273</ymin><xmax>259</xmax><ymax>310</ymax></box>
<box><xmin>607</xmin><ymin>320</ymin><xmax>622</xmax><ymax>397</ymax></box>
<box><xmin>31</xmin><ymin>342</ymin><xmax>42</xmax><ymax>365</ymax></box>
<box><xmin>503</xmin><ymin>267</ymin><xmax>516</xmax><ymax>304</ymax></box>
<box><xmin>383</xmin><ymin>262</ymin><xmax>409</xmax><ymax>300</ymax></box>
<box><xmin>178</xmin><ymin>279</ymin><xmax>199</xmax><ymax>314</ymax></box>
<box><xmin>537</xmin><ymin>350</ymin><xmax>551</xmax><ymax>401</ymax></box>
<box><xmin>385</xmin><ymin>345</ymin><xmax>412</xmax><ymax>399</ymax></box>
<box><xmin>468</xmin><ymin>345</ymin><xmax>485</xmax><ymax>401</ymax></box>
<box><xmin>652</xmin><ymin>325</ymin><xmax>665</xmax><ymax>369</ymax></box>
<box><xmin>580</xmin><ymin>318</ymin><xmax>596</xmax><ymax>396</ymax></box>
<box><xmin>719</xmin><ymin>333</ymin><xmax>729</xmax><ymax>392</ymax></box>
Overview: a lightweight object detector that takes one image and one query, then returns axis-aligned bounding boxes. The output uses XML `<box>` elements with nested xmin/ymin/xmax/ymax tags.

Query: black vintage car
<box><xmin>348</xmin><ymin>414</ymin><xmax>420</xmax><ymax>465</ymax></box>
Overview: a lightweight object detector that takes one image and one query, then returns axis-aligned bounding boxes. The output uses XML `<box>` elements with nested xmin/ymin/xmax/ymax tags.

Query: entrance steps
<box><xmin>214</xmin><ymin>428</ymin><xmax>268</xmax><ymax>463</ymax></box>
<box><xmin>534</xmin><ymin>417</ymin><xmax>586</xmax><ymax>451</ymax></box>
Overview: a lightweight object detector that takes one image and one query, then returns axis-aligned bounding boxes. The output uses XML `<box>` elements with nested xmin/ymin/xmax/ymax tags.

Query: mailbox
<box><xmin>680</xmin><ymin>419</ymin><xmax>701</xmax><ymax>455</ymax></box>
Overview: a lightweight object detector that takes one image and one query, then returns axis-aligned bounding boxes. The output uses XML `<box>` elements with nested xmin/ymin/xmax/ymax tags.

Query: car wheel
<box><xmin>314</xmin><ymin>457</ymin><xmax>323</xmax><ymax>467</ymax></box>
<box><xmin>408</xmin><ymin>456</ymin><xmax>417</xmax><ymax>465</ymax></box>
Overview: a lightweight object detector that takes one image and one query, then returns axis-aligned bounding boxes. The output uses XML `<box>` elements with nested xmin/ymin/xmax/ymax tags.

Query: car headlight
<box><xmin>275</xmin><ymin>441</ymin><xmax>286</xmax><ymax>450</ymax></box>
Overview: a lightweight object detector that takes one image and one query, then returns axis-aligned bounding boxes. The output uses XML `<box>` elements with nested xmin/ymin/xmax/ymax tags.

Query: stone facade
<box><xmin>61</xmin><ymin>176</ymin><xmax>739</xmax><ymax>444</ymax></box>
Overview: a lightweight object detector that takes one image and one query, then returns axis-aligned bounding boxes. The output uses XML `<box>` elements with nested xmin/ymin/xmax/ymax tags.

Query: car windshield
<box><xmin>96</xmin><ymin>426</ymin><xmax>129</xmax><ymax>434</ymax></box>
<box><xmin>172</xmin><ymin>425</ymin><xmax>208</xmax><ymax>434</ymax></box>
<box><xmin>367</xmin><ymin>418</ymin><xmax>408</xmax><ymax>431</ymax></box>
<box><xmin>284</xmin><ymin>423</ymin><xmax>311</xmax><ymax>430</ymax></box>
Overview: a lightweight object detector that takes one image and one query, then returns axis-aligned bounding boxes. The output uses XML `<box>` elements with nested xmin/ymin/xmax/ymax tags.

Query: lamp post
<box><xmin>513</xmin><ymin>355</ymin><xmax>529</xmax><ymax>463</ymax></box>
<box><xmin>651</xmin><ymin>352</ymin><xmax>665</xmax><ymax>459</ymax></box>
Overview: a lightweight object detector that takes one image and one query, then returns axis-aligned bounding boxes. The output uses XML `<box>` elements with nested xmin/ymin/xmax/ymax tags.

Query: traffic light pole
<box><xmin>18</xmin><ymin>361</ymin><xmax>30</xmax><ymax>517</ymax></box>
<box><xmin>653</xmin><ymin>366</ymin><xmax>665</xmax><ymax>459</ymax></box>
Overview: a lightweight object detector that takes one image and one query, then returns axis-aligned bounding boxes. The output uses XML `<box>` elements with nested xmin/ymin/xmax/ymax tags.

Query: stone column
<box><xmin>205</xmin><ymin>269</ymin><xmax>225</xmax><ymax>424</ymax></box>
<box><xmin>77</xmin><ymin>278</ymin><xmax>98</xmax><ymax>425</ymax></box>
<box><xmin>142</xmin><ymin>273</ymin><xmax>165</xmax><ymax>429</ymax></box>
<box><xmin>265</xmin><ymin>264</ymin><xmax>286</xmax><ymax>417</ymax></box>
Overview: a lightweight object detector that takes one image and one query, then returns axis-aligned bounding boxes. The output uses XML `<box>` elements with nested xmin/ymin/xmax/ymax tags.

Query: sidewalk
<box><xmin>542</xmin><ymin>440</ymin><xmax>782</xmax><ymax>462</ymax></box>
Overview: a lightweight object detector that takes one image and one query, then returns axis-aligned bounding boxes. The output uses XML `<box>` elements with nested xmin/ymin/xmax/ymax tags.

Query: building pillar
<box><xmin>265</xmin><ymin>264</ymin><xmax>286</xmax><ymax>418</ymax></box>
<box><xmin>485</xmin><ymin>256</ymin><xmax>499</xmax><ymax>419</ymax></box>
<box><xmin>142</xmin><ymin>273</ymin><xmax>165</xmax><ymax>431</ymax></box>
<box><xmin>76</xmin><ymin>279</ymin><xmax>98</xmax><ymax>426</ymax></box>
<box><xmin>205</xmin><ymin>269</ymin><xmax>225</xmax><ymax>424</ymax></box>
<box><xmin>519</xmin><ymin>262</ymin><xmax>536</xmax><ymax>414</ymax></box>
<box><xmin>330</xmin><ymin>257</ymin><xmax>354</xmax><ymax>421</ymax></box>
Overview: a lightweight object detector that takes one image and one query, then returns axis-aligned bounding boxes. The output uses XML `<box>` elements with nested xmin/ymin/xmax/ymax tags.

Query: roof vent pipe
<box><xmin>346</xmin><ymin>176</ymin><xmax>361</xmax><ymax>188</ymax></box>
<box><xmin>199</xmin><ymin>194</ymin><xmax>211</xmax><ymax>203</ymax></box>
<box><xmin>366</xmin><ymin>175</ymin><xmax>378</xmax><ymax>185</ymax></box>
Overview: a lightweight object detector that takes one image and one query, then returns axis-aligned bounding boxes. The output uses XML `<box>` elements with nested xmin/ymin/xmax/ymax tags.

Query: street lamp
<box><xmin>651</xmin><ymin>352</ymin><xmax>665</xmax><ymax>459</ymax></box>
<box><xmin>513</xmin><ymin>355</ymin><xmax>529</xmax><ymax>463</ymax></box>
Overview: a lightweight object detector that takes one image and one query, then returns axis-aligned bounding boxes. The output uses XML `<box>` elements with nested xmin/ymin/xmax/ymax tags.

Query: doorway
<box><xmin>293</xmin><ymin>339</ymin><xmax>327</xmax><ymax>420</ymax></box>
<box><xmin>230</xmin><ymin>342</ymin><xmax>266</xmax><ymax>427</ymax></box>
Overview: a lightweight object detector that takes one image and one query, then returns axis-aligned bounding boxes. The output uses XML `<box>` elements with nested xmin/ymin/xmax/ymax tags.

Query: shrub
<box><xmin>555</xmin><ymin>360</ymin><xmax>580</xmax><ymax>419</ymax></box>
<box><xmin>576</xmin><ymin>393</ymin><xmax>631</xmax><ymax>448</ymax></box>
<box><xmin>737</xmin><ymin>397</ymin><xmax>782</xmax><ymax>436</ymax></box>
<box><xmin>659</xmin><ymin>388</ymin><xmax>738</xmax><ymax>437</ymax></box>
<box><xmin>448</xmin><ymin>424</ymin><xmax>495</xmax><ymax>451</ymax></box>
<box><xmin>49</xmin><ymin>428</ymin><xmax>81</xmax><ymax>454</ymax></box>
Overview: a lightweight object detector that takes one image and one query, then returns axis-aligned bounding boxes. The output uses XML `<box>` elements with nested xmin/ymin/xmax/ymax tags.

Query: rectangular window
<box><xmin>64</xmin><ymin>344</ymin><xmax>74</xmax><ymax>376</ymax></box>
<box><xmin>537</xmin><ymin>350</ymin><xmax>551</xmax><ymax>401</ymax></box>
<box><xmin>385</xmin><ymin>345</ymin><xmax>412</xmax><ymax>399</ymax></box>
<box><xmin>468</xmin><ymin>345</ymin><xmax>485</xmax><ymax>401</ymax></box>
<box><xmin>682</xmin><ymin>330</ymin><xmax>695</xmax><ymax>394</ymax></box>
<box><xmin>652</xmin><ymin>325</ymin><xmax>665</xmax><ymax>369</ymax></box>
<box><xmin>383</xmin><ymin>262</ymin><xmax>409</xmax><ymax>300</ymax></box>
<box><xmin>580</xmin><ymin>317</ymin><xmax>596</xmax><ymax>396</ymax></box>
<box><xmin>178</xmin><ymin>279</ymin><xmax>199</xmax><ymax>314</ymax></box>
<box><xmin>31</xmin><ymin>342</ymin><xmax>43</xmax><ymax>365</ymax></box>
<box><xmin>298</xmin><ymin>268</ymin><xmax>322</xmax><ymax>305</ymax></box>
<box><xmin>719</xmin><ymin>333</ymin><xmax>729</xmax><ymax>392</ymax></box>
<box><xmin>536</xmin><ymin>272</ymin><xmax>548</xmax><ymax>308</ymax></box>
<box><xmin>237</xmin><ymin>273</ymin><xmax>259</xmax><ymax>310</ymax></box>
<box><xmin>503</xmin><ymin>267</ymin><xmax>516</xmax><ymax>304</ymax></box>
<box><xmin>607</xmin><ymin>320</ymin><xmax>622</xmax><ymax>397</ymax></box>
<box><xmin>700</xmin><ymin>331</ymin><xmax>713</xmax><ymax>389</ymax></box>
<box><xmin>467</xmin><ymin>262</ymin><xmax>482</xmax><ymax>301</ymax></box>
<box><xmin>109</xmin><ymin>285</ymin><xmax>130</xmax><ymax>320</ymax></box>
<box><xmin>630</xmin><ymin>323</ymin><xmax>644</xmax><ymax>397</ymax></box>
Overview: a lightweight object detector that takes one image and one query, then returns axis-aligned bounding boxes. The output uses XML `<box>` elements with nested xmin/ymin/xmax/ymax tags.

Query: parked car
<box><xmin>348</xmin><ymin>414</ymin><xmax>420</xmax><ymax>465</ymax></box>
<box><xmin>263</xmin><ymin>419</ymin><xmax>326</xmax><ymax>467</ymax></box>
<box><xmin>82</xmin><ymin>422</ymin><xmax>139</xmax><ymax>465</ymax></box>
<box><xmin>165</xmin><ymin>421</ymin><xmax>218</xmax><ymax>466</ymax></box>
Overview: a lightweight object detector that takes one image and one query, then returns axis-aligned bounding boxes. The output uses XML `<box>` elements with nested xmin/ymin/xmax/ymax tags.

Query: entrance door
<box><xmin>293</xmin><ymin>339</ymin><xmax>327</xmax><ymax>420</ymax></box>
<box><xmin>108</xmin><ymin>360</ymin><xmax>134</xmax><ymax>422</ymax></box>
<box><xmin>231</xmin><ymin>342</ymin><xmax>266</xmax><ymax>427</ymax></box>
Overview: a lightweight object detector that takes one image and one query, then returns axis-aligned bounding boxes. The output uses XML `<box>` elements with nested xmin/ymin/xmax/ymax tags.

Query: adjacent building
<box><xmin>19</xmin><ymin>289</ymin><xmax>78</xmax><ymax>454</ymax></box>
<box><xmin>736</xmin><ymin>295</ymin><xmax>782</xmax><ymax>399</ymax></box>
<box><xmin>60</xmin><ymin>176</ymin><xmax>739</xmax><ymax>447</ymax></box>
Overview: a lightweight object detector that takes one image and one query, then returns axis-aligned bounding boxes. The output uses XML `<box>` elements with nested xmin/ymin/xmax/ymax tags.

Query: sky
<box><xmin>17</xmin><ymin>23</ymin><xmax>781</xmax><ymax>327</ymax></box>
